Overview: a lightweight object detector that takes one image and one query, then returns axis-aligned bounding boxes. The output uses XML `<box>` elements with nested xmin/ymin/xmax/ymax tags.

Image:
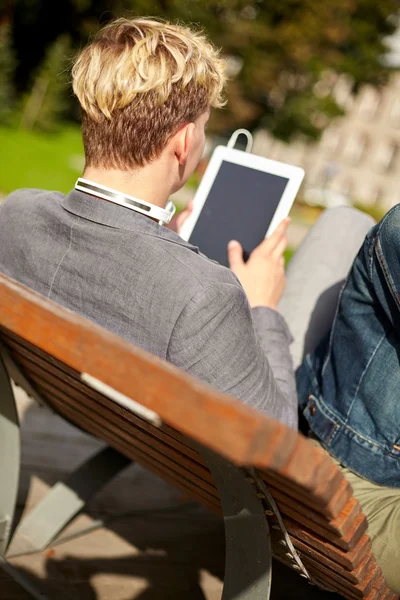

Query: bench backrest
<box><xmin>0</xmin><ymin>274</ymin><xmax>396</xmax><ymax>600</ymax></box>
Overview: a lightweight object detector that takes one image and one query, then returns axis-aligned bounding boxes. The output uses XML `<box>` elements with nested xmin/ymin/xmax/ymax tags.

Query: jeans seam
<box><xmin>376</xmin><ymin>237</ymin><xmax>400</xmax><ymax>311</ymax></box>
<box><xmin>325</xmin><ymin>423</ymin><xmax>339</xmax><ymax>445</ymax></box>
<box><xmin>305</xmin><ymin>354</ymin><xmax>320</xmax><ymax>392</ymax></box>
<box><xmin>368</xmin><ymin>235</ymin><xmax>375</xmax><ymax>281</ymax></box>
<box><xmin>344</xmin><ymin>330</ymin><xmax>387</xmax><ymax>424</ymax></box>
<box><xmin>321</xmin><ymin>276</ymin><xmax>348</xmax><ymax>378</ymax></box>
<box><xmin>316</xmin><ymin>396</ymin><xmax>400</xmax><ymax>459</ymax></box>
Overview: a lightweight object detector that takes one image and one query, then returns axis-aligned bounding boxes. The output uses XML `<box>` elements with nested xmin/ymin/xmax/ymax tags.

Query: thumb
<box><xmin>227</xmin><ymin>240</ymin><xmax>244</xmax><ymax>270</ymax></box>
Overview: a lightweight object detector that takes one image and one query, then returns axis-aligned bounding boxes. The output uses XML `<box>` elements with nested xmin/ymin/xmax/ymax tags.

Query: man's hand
<box><xmin>166</xmin><ymin>201</ymin><xmax>194</xmax><ymax>233</ymax></box>
<box><xmin>227</xmin><ymin>218</ymin><xmax>290</xmax><ymax>310</ymax></box>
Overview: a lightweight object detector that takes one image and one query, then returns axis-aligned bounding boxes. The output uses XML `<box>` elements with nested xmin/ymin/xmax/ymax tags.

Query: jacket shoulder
<box><xmin>2</xmin><ymin>188</ymin><xmax>64</xmax><ymax>209</ymax></box>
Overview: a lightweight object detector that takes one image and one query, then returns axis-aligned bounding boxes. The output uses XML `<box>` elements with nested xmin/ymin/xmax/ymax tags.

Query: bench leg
<box><xmin>0</xmin><ymin>355</ymin><xmax>21</xmax><ymax>556</ymax></box>
<box><xmin>6</xmin><ymin>446</ymin><xmax>131</xmax><ymax>557</ymax></box>
<box><xmin>0</xmin><ymin>358</ymin><xmax>43</xmax><ymax>598</ymax></box>
<box><xmin>201</xmin><ymin>448</ymin><xmax>272</xmax><ymax>600</ymax></box>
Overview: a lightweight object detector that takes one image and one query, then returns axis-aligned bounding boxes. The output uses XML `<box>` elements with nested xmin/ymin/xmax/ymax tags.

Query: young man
<box><xmin>0</xmin><ymin>17</ymin><xmax>297</xmax><ymax>427</ymax></box>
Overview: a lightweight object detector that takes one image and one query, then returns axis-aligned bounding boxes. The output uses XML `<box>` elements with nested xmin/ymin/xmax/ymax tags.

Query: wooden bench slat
<box><xmin>21</xmin><ymin>345</ymin><xmax>355</xmax><ymax>528</ymax></box>
<box><xmin>16</xmin><ymin>358</ymin><xmax>214</xmax><ymax>487</ymax></box>
<box><xmin>276</xmin><ymin>554</ymin><xmax>385</xmax><ymax>600</ymax></box>
<box><xmin>275</xmin><ymin>434</ymin><xmax>341</xmax><ymax>496</ymax></box>
<box><xmin>34</xmin><ymin>368</ymin><xmax>368</xmax><ymax>546</ymax></box>
<box><xmin>4</xmin><ymin>335</ymin><xmax>379</xmax><ymax>592</ymax></box>
<box><xmin>38</xmin><ymin>374</ymin><xmax>385</xmax><ymax>599</ymax></box>
<box><xmin>381</xmin><ymin>589</ymin><xmax>398</xmax><ymax>600</ymax></box>
<box><xmin>0</xmin><ymin>278</ymin><xmax>301</xmax><ymax>471</ymax></box>
<box><xmin>7</xmin><ymin>342</ymin><xmax>202</xmax><ymax>466</ymax></box>
<box><xmin>46</xmin><ymin>394</ymin><xmax>222</xmax><ymax>513</ymax></box>
<box><xmin>32</xmin><ymin>380</ymin><xmax>221</xmax><ymax>502</ymax></box>
<box><xmin>36</xmin><ymin>370</ymin><xmax>387</xmax><ymax>597</ymax></box>
<box><xmin>261</xmin><ymin>476</ymin><xmax>350</xmax><ymax>521</ymax></box>
<box><xmin>10</xmin><ymin>329</ymin><xmax>353</xmax><ymax>524</ymax></box>
<box><xmin>262</xmin><ymin>468</ymin><xmax>353</xmax><ymax>518</ymax></box>
<box><xmin>5</xmin><ymin>335</ymin><xmax>200</xmax><ymax>460</ymax></box>
<box><xmin>277</xmin><ymin>504</ymin><xmax>367</xmax><ymax>551</ymax></box>
<box><xmin>367</xmin><ymin>578</ymin><xmax>392</xmax><ymax>600</ymax></box>
<box><xmin>275</xmin><ymin>549</ymin><xmax>376</xmax><ymax>592</ymax></box>
<box><xmin>25</xmin><ymin>356</ymin><xmax>372</xmax><ymax>564</ymax></box>
<box><xmin>2</xmin><ymin>274</ymin><xmax>397</xmax><ymax>600</ymax></box>
<box><xmin>9</xmin><ymin>341</ymin><xmax>360</xmax><ymax>527</ymax></box>
<box><xmin>289</xmin><ymin>535</ymin><xmax>372</xmax><ymax>578</ymax></box>
<box><xmin>8</xmin><ymin>344</ymin><xmax>355</xmax><ymax>526</ymax></box>
<box><xmin>35</xmin><ymin>377</ymin><xmax>216</xmax><ymax>490</ymax></box>
<box><xmin>290</xmin><ymin>539</ymin><xmax>374</xmax><ymax>585</ymax></box>
<box><xmin>270</xmin><ymin>487</ymin><xmax>363</xmax><ymax>538</ymax></box>
<box><xmin>13</xmin><ymin>350</ymin><xmax>371</xmax><ymax>550</ymax></box>
<box><xmin>286</xmin><ymin>521</ymin><xmax>372</xmax><ymax>571</ymax></box>
<box><xmin>3</xmin><ymin>329</ymin><xmax>79</xmax><ymax>377</ymax></box>
<box><xmin>36</xmin><ymin>372</ymin><xmax>370</xmax><ymax>560</ymax></box>
<box><xmin>302</xmin><ymin>561</ymin><xmax>381</xmax><ymax>599</ymax></box>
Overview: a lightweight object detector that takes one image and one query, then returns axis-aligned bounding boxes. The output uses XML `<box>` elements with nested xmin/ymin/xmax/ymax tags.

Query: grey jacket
<box><xmin>0</xmin><ymin>188</ymin><xmax>298</xmax><ymax>428</ymax></box>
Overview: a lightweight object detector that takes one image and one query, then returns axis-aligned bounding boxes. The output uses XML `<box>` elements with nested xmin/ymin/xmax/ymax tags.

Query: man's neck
<box><xmin>82</xmin><ymin>164</ymin><xmax>173</xmax><ymax>209</ymax></box>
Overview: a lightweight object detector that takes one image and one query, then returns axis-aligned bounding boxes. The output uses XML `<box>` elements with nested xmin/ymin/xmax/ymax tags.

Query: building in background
<box><xmin>253</xmin><ymin>73</ymin><xmax>400</xmax><ymax>211</ymax></box>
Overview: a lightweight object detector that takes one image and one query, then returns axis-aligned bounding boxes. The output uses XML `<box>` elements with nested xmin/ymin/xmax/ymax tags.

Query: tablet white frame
<box><xmin>179</xmin><ymin>145</ymin><xmax>305</xmax><ymax>242</ymax></box>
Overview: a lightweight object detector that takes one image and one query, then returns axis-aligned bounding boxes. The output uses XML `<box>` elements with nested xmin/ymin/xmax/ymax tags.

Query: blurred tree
<box><xmin>20</xmin><ymin>35</ymin><xmax>72</xmax><ymax>131</ymax></box>
<box><xmin>8</xmin><ymin>0</ymin><xmax>400</xmax><ymax>139</ymax></box>
<box><xmin>127</xmin><ymin>0</ymin><xmax>398</xmax><ymax>140</ymax></box>
<box><xmin>0</xmin><ymin>23</ymin><xmax>16</xmax><ymax>124</ymax></box>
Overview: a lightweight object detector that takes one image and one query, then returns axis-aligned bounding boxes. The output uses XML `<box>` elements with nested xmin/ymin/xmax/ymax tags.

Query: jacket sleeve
<box><xmin>167</xmin><ymin>282</ymin><xmax>298</xmax><ymax>429</ymax></box>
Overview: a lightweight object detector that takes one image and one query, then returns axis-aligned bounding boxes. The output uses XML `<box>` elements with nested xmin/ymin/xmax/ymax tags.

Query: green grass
<box><xmin>284</xmin><ymin>246</ymin><xmax>295</xmax><ymax>265</ymax></box>
<box><xmin>0</xmin><ymin>124</ymin><xmax>84</xmax><ymax>196</ymax></box>
<box><xmin>353</xmin><ymin>201</ymin><xmax>385</xmax><ymax>223</ymax></box>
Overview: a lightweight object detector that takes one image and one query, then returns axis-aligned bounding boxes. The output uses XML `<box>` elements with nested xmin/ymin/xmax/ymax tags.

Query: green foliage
<box><xmin>353</xmin><ymin>201</ymin><xmax>386</xmax><ymax>224</ymax></box>
<box><xmin>0</xmin><ymin>24</ymin><xmax>16</xmax><ymax>124</ymax></box>
<box><xmin>20</xmin><ymin>35</ymin><xmax>72</xmax><ymax>132</ymax></box>
<box><xmin>8</xmin><ymin>0</ymin><xmax>400</xmax><ymax>140</ymax></box>
<box><xmin>119</xmin><ymin>0</ymin><xmax>398</xmax><ymax>140</ymax></box>
<box><xmin>284</xmin><ymin>246</ymin><xmax>295</xmax><ymax>265</ymax></box>
<box><xmin>0</xmin><ymin>125</ymin><xmax>84</xmax><ymax>195</ymax></box>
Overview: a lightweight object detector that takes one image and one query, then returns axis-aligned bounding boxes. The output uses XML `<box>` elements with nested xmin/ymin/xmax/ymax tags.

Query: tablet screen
<box><xmin>189</xmin><ymin>160</ymin><xmax>289</xmax><ymax>267</ymax></box>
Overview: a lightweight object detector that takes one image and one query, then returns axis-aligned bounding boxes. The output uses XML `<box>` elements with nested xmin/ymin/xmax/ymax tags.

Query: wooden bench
<box><xmin>0</xmin><ymin>272</ymin><xmax>397</xmax><ymax>600</ymax></box>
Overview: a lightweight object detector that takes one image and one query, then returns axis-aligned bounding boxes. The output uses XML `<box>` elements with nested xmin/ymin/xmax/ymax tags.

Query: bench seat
<box><xmin>0</xmin><ymin>273</ymin><xmax>397</xmax><ymax>600</ymax></box>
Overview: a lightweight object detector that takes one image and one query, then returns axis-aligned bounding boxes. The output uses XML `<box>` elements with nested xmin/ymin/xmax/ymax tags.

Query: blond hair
<box><xmin>72</xmin><ymin>17</ymin><xmax>226</xmax><ymax>169</ymax></box>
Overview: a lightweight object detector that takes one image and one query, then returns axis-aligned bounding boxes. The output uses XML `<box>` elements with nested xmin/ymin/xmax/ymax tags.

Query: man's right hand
<box><xmin>227</xmin><ymin>218</ymin><xmax>290</xmax><ymax>310</ymax></box>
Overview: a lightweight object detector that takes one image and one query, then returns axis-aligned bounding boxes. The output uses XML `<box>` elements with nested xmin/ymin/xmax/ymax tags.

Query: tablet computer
<box><xmin>179</xmin><ymin>146</ymin><xmax>304</xmax><ymax>267</ymax></box>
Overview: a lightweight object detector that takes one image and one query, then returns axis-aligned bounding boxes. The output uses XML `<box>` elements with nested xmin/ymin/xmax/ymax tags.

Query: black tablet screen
<box><xmin>189</xmin><ymin>160</ymin><xmax>289</xmax><ymax>267</ymax></box>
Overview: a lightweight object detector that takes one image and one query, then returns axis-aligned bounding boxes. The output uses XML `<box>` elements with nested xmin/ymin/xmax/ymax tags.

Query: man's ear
<box><xmin>174</xmin><ymin>122</ymin><xmax>195</xmax><ymax>166</ymax></box>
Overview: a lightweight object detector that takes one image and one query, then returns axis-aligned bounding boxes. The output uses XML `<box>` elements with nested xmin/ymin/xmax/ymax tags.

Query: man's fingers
<box><xmin>256</xmin><ymin>218</ymin><xmax>290</xmax><ymax>255</ymax></box>
<box><xmin>269</xmin><ymin>218</ymin><xmax>290</xmax><ymax>245</ymax></box>
<box><xmin>271</xmin><ymin>234</ymin><xmax>288</xmax><ymax>259</ymax></box>
<box><xmin>228</xmin><ymin>240</ymin><xmax>244</xmax><ymax>270</ymax></box>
